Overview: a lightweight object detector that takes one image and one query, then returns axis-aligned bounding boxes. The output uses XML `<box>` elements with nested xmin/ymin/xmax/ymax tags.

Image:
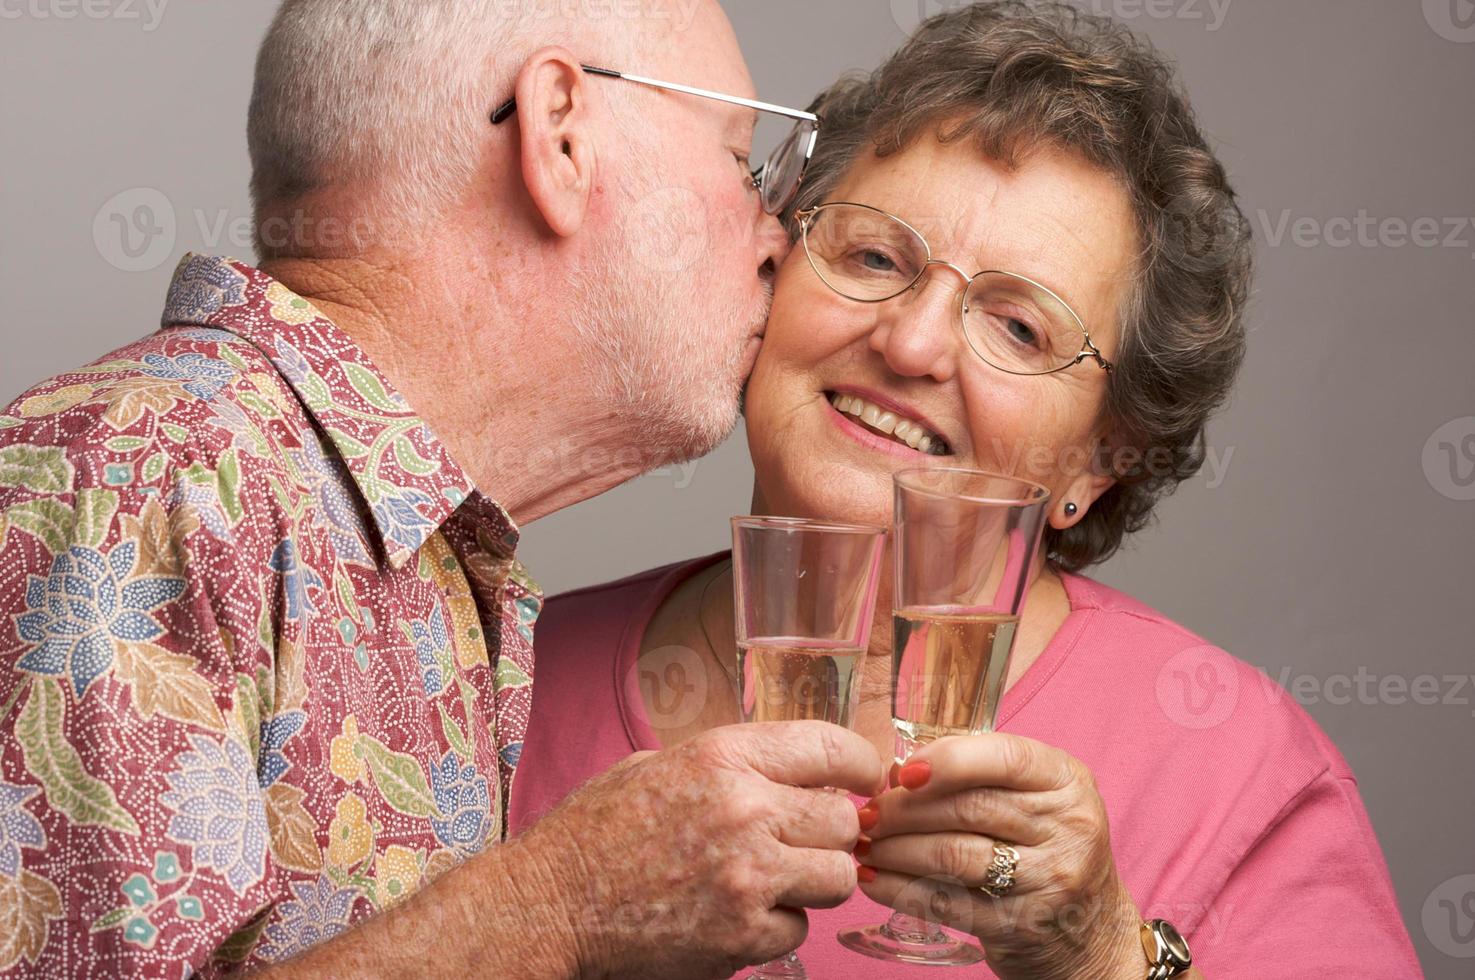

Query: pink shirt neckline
<box><xmin>609</xmin><ymin>551</ymin><xmax>1094</xmax><ymax>752</ymax></box>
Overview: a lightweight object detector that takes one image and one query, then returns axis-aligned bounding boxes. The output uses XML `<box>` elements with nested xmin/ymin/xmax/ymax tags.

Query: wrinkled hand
<box><xmin>857</xmin><ymin>733</ymin><xmax>1144</xmax><ymax>980</ymax></box>
<box><xmin>520</xmin><ymin>720</ymin><xmax>885</xmax><ymax>979</ymax></box>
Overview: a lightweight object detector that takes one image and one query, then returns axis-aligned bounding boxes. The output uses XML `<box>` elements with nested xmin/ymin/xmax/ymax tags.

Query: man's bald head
<box><xmin>247</xmin><ymin>0</ymin><xmax>730</xmax><ymax>256</ymax></box>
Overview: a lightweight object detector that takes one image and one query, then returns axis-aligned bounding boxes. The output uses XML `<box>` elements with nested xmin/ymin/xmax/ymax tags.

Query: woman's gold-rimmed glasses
<box><xmin>795</xmin><ymin>202</ymin><xmax>1114</xmax><ymax>377</ymax></box>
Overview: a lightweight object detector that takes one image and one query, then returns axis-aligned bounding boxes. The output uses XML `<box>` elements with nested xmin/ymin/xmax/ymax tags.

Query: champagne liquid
<box><xmin>737</xmin><ymin>639</ymin><xmax>864</xmax><ymax>726</ymax></box>
<box><xmin>891</xmin><ymin>610</ymin><xmax>1019</xmax><ymax>758</ymax></box>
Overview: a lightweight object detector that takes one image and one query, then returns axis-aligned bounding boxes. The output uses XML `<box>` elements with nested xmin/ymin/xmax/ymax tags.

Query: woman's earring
<box><xmin>1064</xmin><ymin>502</ymin><xmax>1079</xmax><ymax>518</ymax></box>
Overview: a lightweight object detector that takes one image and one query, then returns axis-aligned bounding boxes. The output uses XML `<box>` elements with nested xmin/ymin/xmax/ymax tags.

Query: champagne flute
<box><xmin>731</xmin><ymin>516</ymin><xmax>887</xmax><ymax>979</ymax></box>
<box><xmin>838</xmin><ymin>468</ymin><xmax>1050</xmax><ymax>966</ymax></box>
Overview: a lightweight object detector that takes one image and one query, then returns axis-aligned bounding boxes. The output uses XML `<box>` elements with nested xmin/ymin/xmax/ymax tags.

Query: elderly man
<box><xmin>0</xmin><ymin>1</ymin><xmax>882</xmax><ymax>977</ymax></box>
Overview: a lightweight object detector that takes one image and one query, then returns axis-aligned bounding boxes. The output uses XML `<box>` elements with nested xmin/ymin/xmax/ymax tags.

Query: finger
<box><xmin>862</xmin><ymin>785</ymin><xmax>1049</xmax><ymax>845</ymax></box>
<box><xmin>772</xmin><ymin>848</ymin><xmax>859</xmax><ymax>909</ymax></box>
<box><xmin>748</xmin><ymin>906</ymin><xmax>809</xmax><ymax>967</ymax></box>
<box><xmin>771</xmin><ymin>785</ymin><xmax>861</xmax><ymax>850</ymax></box>
<box><xmin>862</xmin><ymin>832</ymin><xmax>1027</xmax><ymax>891</ymax></box>
<box><xmin>727</xmin><ymin>720</ymin><xmax>886</xmax><ymax>796</ymax></box>
<box><xmin>902</xmin><ymin>733</ymin><xmax>1075</xmax><ymax>795</ymax></box>
<box><xmin>857</xmin><ymin>868</ymin><xmax>987</xmax><ymax>939</ymax></box>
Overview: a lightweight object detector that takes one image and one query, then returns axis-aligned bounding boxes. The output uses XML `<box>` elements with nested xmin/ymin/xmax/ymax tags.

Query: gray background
<box><xmin>2</xmin><ymin>1</ymin><xmax>1472</xmax><ymax>974</ymax></box>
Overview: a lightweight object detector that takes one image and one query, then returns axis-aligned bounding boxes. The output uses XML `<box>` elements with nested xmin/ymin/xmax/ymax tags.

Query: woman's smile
<box><xmin>823</xmin><ymin>387</ymin><xmax>954</xmax><ymax>459</ymax></box>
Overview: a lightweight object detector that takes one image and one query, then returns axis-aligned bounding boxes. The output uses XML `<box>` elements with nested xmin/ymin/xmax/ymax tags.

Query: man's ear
<box><xmin>512</xmin><ymin>47</ymin><xmax>596</xmax><ymax>238</ymax></box>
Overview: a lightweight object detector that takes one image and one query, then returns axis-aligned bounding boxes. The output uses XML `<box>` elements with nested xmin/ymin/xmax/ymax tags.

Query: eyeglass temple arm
<box><xmin>492</xmin><ymin>65</ymin><xmax>618</xmax><ymax>124</ymax></box>
<box><xmin>492</xmin><ymin>64</ymin><xmax>819</xmax><ymax>125</ymax></box>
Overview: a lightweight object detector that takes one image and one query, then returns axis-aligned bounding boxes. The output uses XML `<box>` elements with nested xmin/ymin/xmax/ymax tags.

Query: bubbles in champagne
<box><xmin>891</xmin><ymin>610</ymin><xmax>1018</xmax><ymax>757</ymax></box>
<box><xmin>737</xmin><ymin>639</ymin><xmax>865</xmax><ymax>726</ymax></box>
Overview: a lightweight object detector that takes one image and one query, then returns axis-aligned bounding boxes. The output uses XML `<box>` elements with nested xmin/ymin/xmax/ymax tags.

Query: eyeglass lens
<box><xmin>756</xmin><ymin>118</ymin><xmax>816</xmax><ymax>215</ymax></box>
<box><xmin>801</xmin><ymin>204</ymin><xmax>1086</xmax><ymax>375</ymax></box>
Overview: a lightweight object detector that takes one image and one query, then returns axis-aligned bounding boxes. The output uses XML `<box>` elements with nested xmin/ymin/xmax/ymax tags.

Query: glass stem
<box><xmin>886</xmin><ymin>728</ymin><xmax>950</xmax><ymax>947</ymax></box>
<box><xmin>749</xmin><ymin>950</ymin><xmax>806</xmax><ymax>979</ymax></box>
<box><xmin>879</xmin><ymin>912</ymin><xmax>951</xmax><ymax>946</ymax></box>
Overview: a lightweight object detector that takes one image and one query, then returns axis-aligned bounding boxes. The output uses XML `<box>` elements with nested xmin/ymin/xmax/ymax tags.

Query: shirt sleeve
<box><xmin>0</xmin><ymin>434</ymin><xmax>275</xmax><ymax>978</ymax></box>
<box><xmin>1190</xmin><ymin>769</ymin><xmax>1423</xmax><ymax>978</ymax></box>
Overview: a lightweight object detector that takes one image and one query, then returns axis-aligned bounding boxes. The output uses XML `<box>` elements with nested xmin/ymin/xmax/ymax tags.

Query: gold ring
<box><xmin>978</xmin><ymin>842</ymin><xmax>1019</xmax><ymax>898</ymax></box>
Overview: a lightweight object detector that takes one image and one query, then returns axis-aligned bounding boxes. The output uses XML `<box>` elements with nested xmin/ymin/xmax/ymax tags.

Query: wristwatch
<box><xmin>1140</xmin><ymin>919</ymin><xmax>1192</xmax><ymax>979</ymax></box>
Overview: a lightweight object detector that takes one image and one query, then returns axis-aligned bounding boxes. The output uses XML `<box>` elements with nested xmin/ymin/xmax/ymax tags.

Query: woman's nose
<box><xmin>867</xmin><ymin>268</ymin><xmax>961</xmax><ymax>382</ymax></box>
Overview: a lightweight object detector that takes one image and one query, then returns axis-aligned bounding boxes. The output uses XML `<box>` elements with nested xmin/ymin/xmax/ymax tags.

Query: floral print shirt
<box><xmin>0</xmin><ymin>254</ymin><xmax>541</xmax><ymax>976</ymax></box>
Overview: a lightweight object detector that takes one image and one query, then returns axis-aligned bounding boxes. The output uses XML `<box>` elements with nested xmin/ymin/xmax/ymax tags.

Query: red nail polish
<box><xmin>899</xmin><ymin>760</ymin><xmax>932</xmax><ymax>790</ymax></box>
<box><xmin>857</xmin><ymin>865</ymin><xmax>877</xmax><ymax>883</ymax></box>
<box><xmin>857</xmin><ymin>805</ymin><xmax>879</xmax><ymax>832</ymax></box>
<box><xmin>888</xmin><ymin>762</ymin><xmax>901</xmax><ymax>789</ymax></box>
<box><xmin>854</xmin><ymin>838</ymin><xmax>871</xmax><ymax>859</ymax></box>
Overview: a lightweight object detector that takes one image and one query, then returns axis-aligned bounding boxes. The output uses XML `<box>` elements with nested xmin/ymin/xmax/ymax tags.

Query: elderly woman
<box><xmin>510</xmin><ymin>3</ymin><xmax>1420</xmax><ymax>977</ymax></box>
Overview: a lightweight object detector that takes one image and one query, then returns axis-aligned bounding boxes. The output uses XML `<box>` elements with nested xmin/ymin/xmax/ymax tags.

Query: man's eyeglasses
<box><xmin>491</xmin><ymin>64</ymin><xmax>820</xmax><ymax>215</ymax></box>
<box><xmin>796</xmin><ymin>202</ymin><xmax>1114</xmax><ymax>377</ymax></box>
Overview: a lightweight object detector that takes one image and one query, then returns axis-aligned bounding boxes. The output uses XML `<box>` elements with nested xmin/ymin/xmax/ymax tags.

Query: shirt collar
<box><xmin>158</xmin><ymin>253</ymin><xmax>519</xmax><ymax>569</ymax></box>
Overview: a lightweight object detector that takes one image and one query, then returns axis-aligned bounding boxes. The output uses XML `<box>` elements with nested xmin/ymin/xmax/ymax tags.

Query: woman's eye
<box><xmin>851</xmin><ymin>248</ymin><xmax>900</xmax><ymax>274</ymax></box>
<box><xmin>1006</xmin><ymin>318</ymin><xmax>1042</xmax><ymax>349</ymax></box>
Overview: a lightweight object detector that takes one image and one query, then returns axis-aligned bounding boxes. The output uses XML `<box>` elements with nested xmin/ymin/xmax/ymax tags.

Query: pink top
<box><xmin>510</xmin><ymin>554</ymin><xmax>1422</xmax><ymax>978</ymax></box>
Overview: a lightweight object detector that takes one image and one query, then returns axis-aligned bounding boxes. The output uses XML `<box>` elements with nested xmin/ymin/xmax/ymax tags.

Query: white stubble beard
<box><xmin>567</xmin><ymin>193</ymin><xmax>771</xmax><ymax>474</ymax></box>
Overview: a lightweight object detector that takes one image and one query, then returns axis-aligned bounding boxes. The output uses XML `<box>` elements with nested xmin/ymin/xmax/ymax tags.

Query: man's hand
<box><xmin>257</xmin><ymin>720</ymin><xmax>881</xmax><ymax>979</ymax></box>
<box><xmin>519</xmin><ymin>720</ymin><xmax>886</xmax><ymax>978</ymax></box>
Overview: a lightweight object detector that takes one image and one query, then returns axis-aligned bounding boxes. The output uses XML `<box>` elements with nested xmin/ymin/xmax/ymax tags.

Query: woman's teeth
<box><xmin>829</xmin><ymin>392</ymin><xmax>948</xmax><ymax>455</ymax></box>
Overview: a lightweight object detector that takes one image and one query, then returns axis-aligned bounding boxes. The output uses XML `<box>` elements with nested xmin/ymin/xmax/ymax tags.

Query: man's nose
<box><xmin>755</xmin><ymin>210</ymin><xmax>793</xmax><ymax>283</ymax></box>
<box><xmin>867</xmin><ymin>270</ymin><xmax>961</xmax><ymax>383</ymax></box>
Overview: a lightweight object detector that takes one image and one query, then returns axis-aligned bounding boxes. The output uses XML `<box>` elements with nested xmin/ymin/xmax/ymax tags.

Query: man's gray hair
<box><xmin>248</xmin><ymin>0</ymin><xmax>542</xmax><ymax>256</ymax></box>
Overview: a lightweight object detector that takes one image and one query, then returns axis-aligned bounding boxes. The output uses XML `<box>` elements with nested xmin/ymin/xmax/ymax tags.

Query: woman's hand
<box><xmin>856</xmin><ymin>733</ymin><xmax>1148</xmax><ymax>980</ymax></box>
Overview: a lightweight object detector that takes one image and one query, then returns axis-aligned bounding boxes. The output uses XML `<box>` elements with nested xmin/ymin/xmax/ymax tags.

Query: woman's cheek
<box><xmin>957</xmin><ymin>376</ymin><xmax>1049</xmax><ymax>474</ymax></box>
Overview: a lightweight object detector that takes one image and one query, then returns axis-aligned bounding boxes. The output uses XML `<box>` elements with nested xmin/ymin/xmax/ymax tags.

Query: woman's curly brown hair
<box><xmin>785</xmin><ymin>0</ymin><xmax>1252</xmax><ymax>571</ymax></box>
